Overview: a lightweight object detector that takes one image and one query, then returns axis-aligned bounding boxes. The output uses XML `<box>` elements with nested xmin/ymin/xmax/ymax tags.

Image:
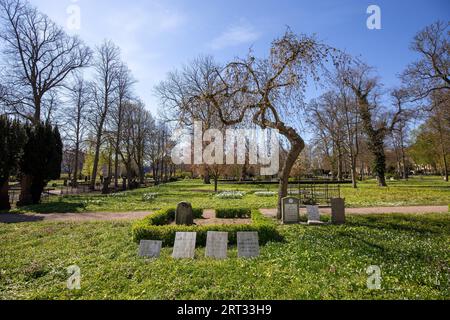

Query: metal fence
<box><xmin>8</xmin><ymin>187</ymin><xmax>56</xmax><ymax>205</ymax></box>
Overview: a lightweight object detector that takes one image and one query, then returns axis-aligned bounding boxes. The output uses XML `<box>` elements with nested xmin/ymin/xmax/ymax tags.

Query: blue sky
<box><xmin>30</xmin><ymin>0</ymin><xmax>450</xmax><ymax>114</ymax></box>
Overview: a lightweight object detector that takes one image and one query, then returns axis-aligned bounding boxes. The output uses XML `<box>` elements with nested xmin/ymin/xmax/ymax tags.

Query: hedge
<box><xmin>132</xmin><ymin>208</ymin><xmax>282</xmax><ymax>247</ymax></box>
<box><xmin>216</xmin><ymin>208</ymin><xmax>251</xmax><ymax>219</ymax></box>
<box><xmin>141</xmin><ymin>208</ymin><xmax>203</xmax><ymax>226</ymax></box>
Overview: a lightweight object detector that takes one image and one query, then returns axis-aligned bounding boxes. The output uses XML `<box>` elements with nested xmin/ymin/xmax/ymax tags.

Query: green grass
<box><xmin>0</xmin><ymin>213</ymin><xmax>449</xmax><ymax>300</ymax></box>
<box><xmin>7</xmin><ymin>177</ymin><xmax>450</xmax><ymax>214</ymax></box>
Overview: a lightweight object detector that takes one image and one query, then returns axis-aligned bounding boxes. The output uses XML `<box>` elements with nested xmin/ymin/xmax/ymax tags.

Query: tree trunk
<box><xmin>214</xmin><ymin>176</ymin><xmax>219</xmax><ymax>193</ymax></box>
<box><xmin>356</xmin><ymin>95</ymin><xmax>387</xmax><ymax>187</ymax></box>
<box><xmin>442</xmin><ymin>152</ymin><xmax>449</xmax><ymax>182</ymax></box>
<box><xmin>204</xmin><ymin>166</ymin><xmax>211</xmax><ymax>184</ymax></box>
<box><xmin>0</xmin><ymin>180</ymin><xmax>11</xmax><ymax>211</ymax></box>
<box><xmin>437</xmin><ymin>119</ymin><xmax>449</xmax><ymax>182</ymax></box>
<box><xmin>277</xmin><ymin>137</ymin><xmax>305</xmax><ymax>219</ymax></box>
<box><xmin>90</xmin><ymin>130</ymin><xmax>103</xmax><ymax>191</ymax></box>
<box><xmin>72</xmin><ymin>142</ymin><xmax>80</xmax><ymax>188</ymax></box>
<box><xmin>351</xmin><ymin>158</ymin><xmax>358</xmax><ymax>188</ymax></box>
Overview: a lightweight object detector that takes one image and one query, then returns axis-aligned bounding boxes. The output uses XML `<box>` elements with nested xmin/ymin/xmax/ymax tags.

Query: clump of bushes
<box><xmin>132</xmin><ymin>208</ymin><xmax>282</xmax><ymax>247</ymax></box>
<box><xmin>216</xmin><ymin>208</ymin><xmax>251</xmax><ymax>219</ymax></box>
<box><xmin>216</xmin><ymin>191</ymin><xmax>246</xmax><ymax>199</ymax></box>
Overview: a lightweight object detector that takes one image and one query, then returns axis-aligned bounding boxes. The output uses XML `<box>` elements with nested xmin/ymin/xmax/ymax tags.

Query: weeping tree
<box><xmin>17</xmin><ymin>122</ymin><xmax>62</xmax><ymax>206</ymax></box>
<box><xmin>0</xmin><ymin>115</ymin><xmax>26</xmax><ymax>211</ymax></box>
<box><xmin>200</xmin><ymin>31</ymin><xmax>342</xmax><ymax>218</ymax></box>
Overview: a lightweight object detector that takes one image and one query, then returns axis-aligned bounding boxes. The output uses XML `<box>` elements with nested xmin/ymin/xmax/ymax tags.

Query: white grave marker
<box><xmin>237</xmin><ymin>232</ymin><xmax>260</xmax><ymax>258</ymax></box>
<box><xmin>205</xmin><ymin>232</ymin><xmax>228</xmax><ymax>259</ymax></box>
<box><xmin>172</xmin><ymin>232</ymin><xmax>197</xmax><ymax>259</ymax></box>
<box><xmin>139</xmin><ymin>240</ymin><xmax>162</xmax><ymax>258</ymax></box>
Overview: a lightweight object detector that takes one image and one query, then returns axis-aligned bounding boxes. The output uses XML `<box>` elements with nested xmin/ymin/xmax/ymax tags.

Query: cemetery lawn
<box><xmin>1</xmin><ymin>213</ymin><xmax>449</xmax><ymax>300</ymax></box>
<box><xmin>7</xmin><ymin>176</ymin><xmax>450</xmax><ymax>214</ymax></box>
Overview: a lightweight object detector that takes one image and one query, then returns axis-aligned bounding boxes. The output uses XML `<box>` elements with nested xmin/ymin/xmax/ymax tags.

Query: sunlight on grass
<box><xmin>0</xmin><ymin>213</ymin><xmax>449</xmax><ymax>300</ymax></box>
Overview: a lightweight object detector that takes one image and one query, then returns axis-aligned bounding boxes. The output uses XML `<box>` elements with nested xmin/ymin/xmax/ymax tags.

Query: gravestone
<box><xmin>331</xmin><ymin>198</ymin><xmax>346</xmax><ymax>225</ymax></box>
<box><xmin>172</xmin><ymin>232</ymin><xmax>197</xmax><ymax>259</ymax></box>
<box><xmin>307</xmin><ymin>205</ymin><xmax>324</xmax><ymax>225</ymax></box>
<box><xmin>138</xmin><ymin>240</ymin><xmax>162</xmax><ymax>258</ymax></box>
<box><xmin>176</xmin><ymin>202</ymin><xmax>194</xmax><ymax>226</ymax></box>
<box><xmin>205</xmin><ymin>232</ymin><xmax>228</xmax><ymax>259</ymax></box>
<box><xmin>282</xmin><ymin>197</ymin><xmax>300</xmax><ymax>224</ymax></box>
<box><xmin>237</xmin><ymin>232</ymin><xmax>260</xmax><ymax>258</ymax></box>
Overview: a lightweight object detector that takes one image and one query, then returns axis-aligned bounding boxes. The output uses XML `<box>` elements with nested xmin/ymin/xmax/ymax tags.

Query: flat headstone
<box><xmin>138</xmin><ymin>240</ymin><xmax>162</xmax><ymax>258</ymax></box>
<box><xmin>176</xmin><ymin>202</ymin><xmax>194</xmax><ymax>226</ymax></box>
<box><xmin>307</xmin><ymin>205</ymin><xmax>321</xmax><ymax>222</ymax></box>
<box><xmin>331</xmin><ymin>198</ymin><xmax>346</xmax><ymax>225</ymax></box>
<box><xmin>205</xmin><ymin>232</ymin><xmax>228</xmax><ymax>259</ymax></box>
<box><xmin>282</xmin><ymin>197</ymin><xmax>300</xmax><ymax>224</ymax></box>
<box><xmin>237</xmin><ymin>232</ymin><xmax>260</xmax><ymax>258</ymax></box>
<box><xmin>172</xmin><ymin>232</ymin><xmax>197</xmax><ymax>259</ymax></box>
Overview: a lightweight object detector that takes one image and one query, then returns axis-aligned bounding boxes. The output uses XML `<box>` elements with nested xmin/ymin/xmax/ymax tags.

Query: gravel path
<box><xmin>260</xmin><ymin>206</ymin><xmax>449</xmax><ymax>218</ymax></box>
<box><xmin>0</xmin><ymin>206</ymin><xmax>447</xmax><ymax>224</ymax></box>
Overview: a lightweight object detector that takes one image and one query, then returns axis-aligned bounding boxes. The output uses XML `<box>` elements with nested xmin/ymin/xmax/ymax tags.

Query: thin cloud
<box><xmin>209</xmin><ymin>21</ymin><xmax>261</xmax><ymax>50</ymax></box>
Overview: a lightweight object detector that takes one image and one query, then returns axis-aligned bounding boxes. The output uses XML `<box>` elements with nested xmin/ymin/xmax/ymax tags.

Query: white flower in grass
<box><xmin>142</xmin><ymin>193</ymin><xmax>159</xmax><ymax>202</ymax></box>
<box><xmin>254</xmin><ymin>191</ymin><xmax>276</xmax><ymax>197</ymax></box>
<box><xmin>216</xmin><ymin>191</ymin><xmax>246</xmax><ymax>199</ymax></box>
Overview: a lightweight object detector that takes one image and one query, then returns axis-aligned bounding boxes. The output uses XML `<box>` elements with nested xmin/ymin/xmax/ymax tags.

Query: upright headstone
<box><xmin>237</xmin><ymin>232</ymin><xmax>260</xmax><ymax>258</ymax></box>
<box><xmin>138</xmin><ymin>240</ymin><xmax>162</xmax><ymax>258</ymax></box>
<box><xmin>331</xmin><ymin>198</ymin><xmax>346</xmax><ymax>225</ymax></box>
<box><xmin>205</xmin><ymin>232</ymin><xmax>228</xmax><ymax>259</ymax></box>
<box><xmin>282</xmin><ymin>197</ymin><xmax>300</xmax><ymax>224</ymax></box>
<box><xmin>176</xmin><ymin>202</ymin><xmax>194</xmax><ymax>226</ymax></box>
<box><xmin>172</xmin><ymin>232</ymin><xmax>196</xmax><ymax>259</ymax></box>
<box><xmin>307</xmin><ymin>205</ymin><xmax>320</xmax><ymax>221</ymax></box>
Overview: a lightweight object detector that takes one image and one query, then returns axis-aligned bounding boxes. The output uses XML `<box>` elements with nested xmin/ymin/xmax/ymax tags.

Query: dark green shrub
<box><xmin>132</xmin><ymin>209</ymin><xmax>282</xmax><ymax>247</ymax></box>
<box><xmin>216</xmin><ymin>208</ymin><xmax>251</xmax><ymax>219</ymax></box>
<box><xmin>192</xmin><ymin>208</ymin><xmax>204</xmax><ymax>219</ymax></box>
<box><xmin>18</xmin><ymin>123</ymin><xmax>62</xmax><ymax>206</ymax></box>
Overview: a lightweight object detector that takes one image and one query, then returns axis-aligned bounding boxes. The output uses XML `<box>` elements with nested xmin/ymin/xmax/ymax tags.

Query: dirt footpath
<box><xmin>0</xmin><ymin>206</ymin><xmax>448</xmax><ymax>224</ymax></box>
<box><xmin>260</xmin><ymin>206</ymin><xmax>449</xmax><ymax>218</ymax></box>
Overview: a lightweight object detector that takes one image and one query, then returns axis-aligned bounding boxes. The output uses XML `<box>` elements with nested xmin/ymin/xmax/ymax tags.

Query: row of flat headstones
<box><xmin>139</xmin><ymin>232</ymin><xmax>259</xmax><ymax>260</ymax></box>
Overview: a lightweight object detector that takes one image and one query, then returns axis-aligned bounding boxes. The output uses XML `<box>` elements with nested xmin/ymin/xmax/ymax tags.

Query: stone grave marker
<box><xmin>307</xmin><ymin>205</ymin><xmax>324</xmax><ymax>225</ymax></box>
<box><xmin>176</xmin><ymin>202</ymin><xmax>194</xmax><ymax>226</ymax></box>
<box><xmin>205</xmin><ymin>232</ymin><xmax>228</xmax><ymax>259</ymax></box>
<box><xmin>282</xmin><ymin>197</ymin><xmax>300</xmax><ymax>224</ymax></box>
<box><xmin>172</xmin><ymin>232</ymin><xmax>197</xmax><ymax>259</ymax></box>
<box><xmin>237</xmin><ymin>232</ymin><xmax>260</xmax><ymax>258</ymax></box>
<box><xmin>331</xmin><ymin>198</ymin><xmax>346</xmax><ymax>225</ymax></box>
<box><xmin>138</xmin><ymin>240</ymin><xmax>162</xmax><ymax>258</ymax></box>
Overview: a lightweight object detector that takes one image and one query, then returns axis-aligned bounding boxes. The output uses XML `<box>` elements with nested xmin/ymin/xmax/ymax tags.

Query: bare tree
<box><xmin>307</xmin><ymin>92</ymin><xmax>347</xmax><ymax>181</ymax></box>
<box><xmin>89</xmin><ymin>40</ymin><xmax>120</xmax><ymax>190</ymax></box>
<box><xmin>402</xmin><ymin>21</ymin><xmax>449</xmax><ymax>101</ymax></box>
<box><xmin>0</xmin><ymin>0</ymin><xmax>92</xmax><ymax>124</ymax></box>
<box><xmin>201</xmin><ymin>31</ymin><xmax>340</xmax><ymax>218</ymax></box>
<box><xmin>156</xmin><ymin>56</ymin><xmax>226</xmax><ymax>186</ymax></box>
<box><xmin>62</xmin><ymin>74</ymin><xmax>91</xmax><ymax>187</ymax></box>
<box><xmin>390</xmin><ymin>89</ymin><xmax>415</xmax><ymax>180</ymax></box>
<box><xmin>112</xmin><ymin>63</ymin><xmax>135</xmax><ymax>189</ymax></box>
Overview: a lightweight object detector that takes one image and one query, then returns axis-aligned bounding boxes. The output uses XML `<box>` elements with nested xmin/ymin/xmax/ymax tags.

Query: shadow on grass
<box><xmin>346</xmin><ymin>215</ymin><xmax>448</xmax><ymax>235</ymax></box>
<box><xmin>0</xmin><ymin>214</ymin><xmax>45</xmax><ymax>223</ymax></box>
<box><xmin>10</xmin><ymin>202</ymin><xmax>87</xmax><ymax>214</ymax></box>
